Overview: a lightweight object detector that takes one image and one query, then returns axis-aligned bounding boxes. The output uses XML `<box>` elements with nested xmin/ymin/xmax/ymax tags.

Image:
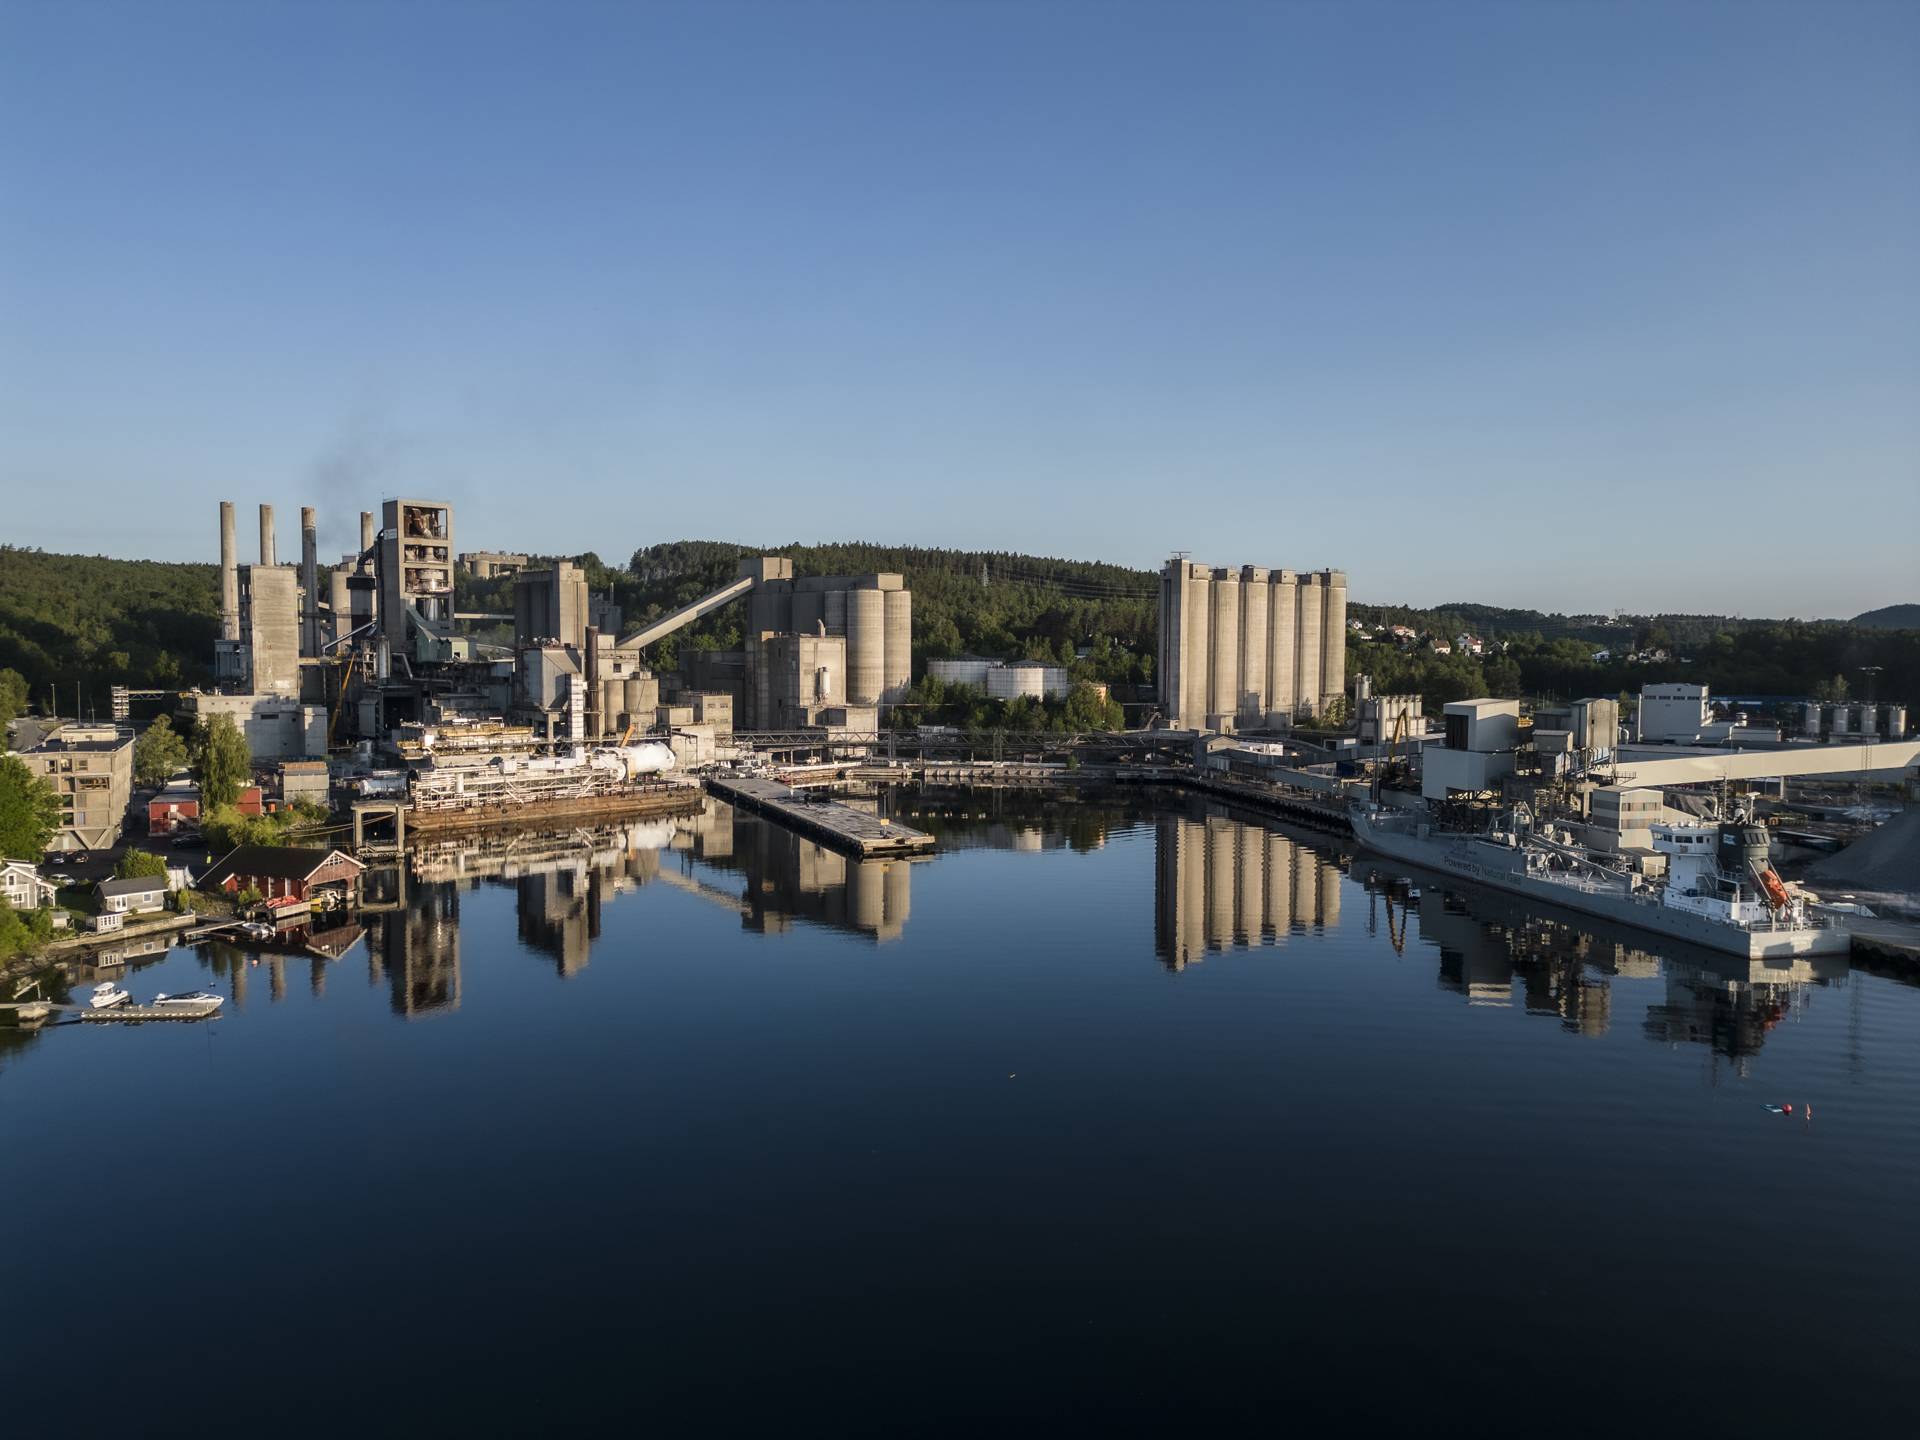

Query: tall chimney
<box><xmin>300</xmin><ymin>506</ymin><xmax>319</xmax><ymax>656</ymax></box>
<box><xmin>219</xmin><ymin>501</ymin><xmax>240</xmax><ymax>641</ymax></box>
<box><xmin>359</xmin><ymin>510</ymin><xmax>375</xmax><ymax>554</ymax></box>
<box><xmin>259</xmin><ymin>504</ymin><xmax>276</xmax><ymax>567</ymax></box>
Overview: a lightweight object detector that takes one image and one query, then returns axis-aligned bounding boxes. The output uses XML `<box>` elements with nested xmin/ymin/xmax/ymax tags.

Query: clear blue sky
<box><xmin>3</xmin><ymin>0</ymin><xmax>1914</xmax><ymax>617</ymax></box>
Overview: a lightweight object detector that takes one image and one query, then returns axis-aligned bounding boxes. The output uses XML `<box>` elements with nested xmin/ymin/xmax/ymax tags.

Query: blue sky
<box><xmin>2</xmin><ymin>0</ymin><xmax>1914</xmax><ymax>617</ymax></box>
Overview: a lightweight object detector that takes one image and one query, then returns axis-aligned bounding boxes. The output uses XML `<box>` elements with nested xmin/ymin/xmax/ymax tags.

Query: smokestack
<box><xmin>300</xmin><ymin>506</ymin><xmax>319</xmax><ymax>656</ymax></box>
<box><xmin>259</xmin><ymin>504</ymin><xmax>276</xmax><ymax>567</ymax></box>
<box><xmin>219</xmin><ymin>500</ymin><xmax>240</xmax><ymax>642</ymax></box>
<box><xmin>359</xmin><ymin>510</ymin><xmax>375</xmax><ymax>554</ymax></box>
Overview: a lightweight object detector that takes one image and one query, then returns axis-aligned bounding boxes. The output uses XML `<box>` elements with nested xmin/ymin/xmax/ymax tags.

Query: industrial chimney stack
<box><xmin>359</xmin><ymin>510</ymin><xmax>375</xmax><ymax>554</ymax></box>
<box><xmin>259</xmin><ymin>504</ymin><xmax>276</xmax><ymax>567</ymax></box>
<box><xmin>300</xmin><ymin>506</ymin><xmax>320</xmax><ymax>656</ymax></box>
<box><xmin>219</xmin><ymin>500</ymin><xmax>240</xmax><ymax>641</ymax></box>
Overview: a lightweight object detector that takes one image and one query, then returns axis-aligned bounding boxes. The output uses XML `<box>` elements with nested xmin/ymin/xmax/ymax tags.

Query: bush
<box><xmin>234</xmin><ymin>887</ymin><xmax>263</xmax><ymax>908</ymax></box>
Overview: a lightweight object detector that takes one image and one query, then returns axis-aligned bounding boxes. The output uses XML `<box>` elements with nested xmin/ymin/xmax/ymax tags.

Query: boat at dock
<box><xmin>89</xmin><ymin>982</ymin><xmax>131</xmax><ymax>1009</ymax></box>
<box><xmin>1351</xmin><ymin>803</ymin><xmax>1849</xmax><ymax>959</ymax></box>
<box><xmin>151</xmin><ymin>989</ymin><xmax>225</xmax><ymax>1012</ymax></box>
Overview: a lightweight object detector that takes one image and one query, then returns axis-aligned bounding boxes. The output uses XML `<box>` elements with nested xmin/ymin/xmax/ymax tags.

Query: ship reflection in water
<box><xmin>1348</xmin><ymin>853</ymin><xmax>1850</xmax><ymax>1068</ymax></box>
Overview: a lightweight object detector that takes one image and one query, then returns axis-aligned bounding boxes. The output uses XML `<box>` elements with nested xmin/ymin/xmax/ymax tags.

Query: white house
<box><xmin>95</xmin><ymin>875</ymin><xmax>169</xmax><ymax>917</ymax></box>
<box><xmin>0</xmin><ymin>860</ymin><xmax>58</xmax><ymax>912</ymax></box>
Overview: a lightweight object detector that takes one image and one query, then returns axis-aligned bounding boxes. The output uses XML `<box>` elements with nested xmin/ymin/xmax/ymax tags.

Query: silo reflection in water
<box><xmin>1153</xmin><ymin>806</ymin><xmax>1343</xmax><ymax>971</ymax></box>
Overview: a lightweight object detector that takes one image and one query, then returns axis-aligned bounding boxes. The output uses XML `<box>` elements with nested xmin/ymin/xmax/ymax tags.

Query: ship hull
<box><xmin>1352</xmin><ymin>814</ymin><xmax>1850</xmax><ymax>960</ymax></box>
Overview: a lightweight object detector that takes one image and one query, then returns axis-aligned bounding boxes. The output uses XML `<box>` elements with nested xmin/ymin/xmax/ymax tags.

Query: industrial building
<box><xmin>10</xmin><ymin>723</ymin><xmax>134</xmax><ymax>854</ymax></box>
<box><xmin>1157</xmin><ymin>560</ymin><xmax>1348</xmax><ymax>731</ymax></box>
<box><xmin>199</xmin><ymin>498</ymin><xmax>918</xmax><ymax>814</ymax></box>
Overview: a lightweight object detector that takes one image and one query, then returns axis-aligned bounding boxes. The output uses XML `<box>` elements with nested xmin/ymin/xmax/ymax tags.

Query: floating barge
<box><xmin>705</xmin><ymin>775</ymin><xmax>935</xmax><ymax>857</ymax></box>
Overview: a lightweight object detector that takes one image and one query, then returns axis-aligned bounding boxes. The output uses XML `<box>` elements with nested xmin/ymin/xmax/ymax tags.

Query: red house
<box><xmin>199</xmin><ymin>845</ymin><xmax>365</xmax><ymax>906</ymax></box>
<box><xmin>148</xmin><ymin>783</ymin><xmax>264</xmax><ymax>835</ymax></box>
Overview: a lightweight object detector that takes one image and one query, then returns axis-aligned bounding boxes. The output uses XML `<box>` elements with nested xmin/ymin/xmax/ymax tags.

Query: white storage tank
<box><xmin>987</xmin><ymin>662</ymin><xmax>1049</xmax><ymax>701</ymax></box>
<box><xmin>846</xmin><ymin>588</ymin><xmax>885</xmax><ymax>706</ymax></box>
<box><xmin>883</xmin><ymin>589</ymin><xmax>912</xmax><ymax>705</ymax></box>
<box><xmin>927</xmin><ymin>657</ymin><xmax>991</xmax><ymax>688</ymax></box>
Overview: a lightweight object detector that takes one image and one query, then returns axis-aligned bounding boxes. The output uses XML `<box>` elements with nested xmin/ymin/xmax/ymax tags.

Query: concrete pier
<box><xmin>706</xmin><ymin>775</ymin><xmax>935</xmax><ymax>857</ymax></box>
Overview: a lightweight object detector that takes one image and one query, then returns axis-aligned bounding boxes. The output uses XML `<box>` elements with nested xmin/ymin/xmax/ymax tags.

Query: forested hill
<box><xmin>1852</xmin><ymin>604</ymin><xmax>1920</xmax><ymax>630</ymax></box>
<box><xmin>0</xmin><ymin>546</ymin><xmax>217</xmax><ymax>711</ymax></box>
<box><xmin>614</xmin><ymin>541</ymin><xmax>1159</xmax><ymax>684</ymax></box>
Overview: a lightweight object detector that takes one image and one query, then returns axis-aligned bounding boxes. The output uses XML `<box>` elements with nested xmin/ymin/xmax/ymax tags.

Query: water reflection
<box><xmin>1152</xmin><ymin>808</ymin><xmax>1345</xmax><ymax>969</ymax></box>
<box><xmin>1350</xmin><ymin>858</ymin><xmax>1849</xmax><ymax>1068</ymax></box>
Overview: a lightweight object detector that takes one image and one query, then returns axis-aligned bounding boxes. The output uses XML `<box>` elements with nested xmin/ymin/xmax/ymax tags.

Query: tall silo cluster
<box><xmin>1158</xmin><ymin>560</ymin><xmax>1348</xmax><ymax>730</ymax></box>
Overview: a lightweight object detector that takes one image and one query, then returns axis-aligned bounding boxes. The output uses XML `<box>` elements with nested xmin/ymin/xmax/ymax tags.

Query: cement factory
<box><xmin>200</xmin><ymin>497</ymin><xmax>918</xmax><ymax>823</ymax></box>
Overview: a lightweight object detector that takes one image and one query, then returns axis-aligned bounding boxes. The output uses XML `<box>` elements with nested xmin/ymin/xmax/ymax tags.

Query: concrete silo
<box><xmin>883</xmin><ymin>587</ymin><xmax>912</xmax><ymax>705</ymax></box>
<box><xmin>846</xmin><ymin>587</ymin><xmax>886</xmax><ymax>706</ymax></box>
<box><xmin>1295</xmin><ymin>573</ymin><xmax>1324</xmax><ymax>718</ymax></box>
<box><xmin>1238</xmin><ymin>566</ymin><xmax>1268</xmax><ymax>727</ymax></box>
<box><xmin>1208</xmin><ymin>569</ymin><xmax>1240</xmax><ymax>723</ymax></box>
<box><xmin>1320</xmin><ymin>569</ymin><xmax>1348</xmax><ymax>716</ymax></box>
<box><xmin>1267</xmin><ymin>572</ymin><xmax>1298</xmax><ymax>724</ymax></box>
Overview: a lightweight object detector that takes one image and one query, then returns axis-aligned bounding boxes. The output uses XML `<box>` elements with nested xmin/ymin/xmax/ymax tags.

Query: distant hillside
<box><xmin>1851</xmin><ymin>604</ymin><xmax>1920</xmax><ymax>631</ymax></box>
<box><xmin>0</xmin><ymin>546</ymin><xmax>216</xmax><ymax>709</ymax></box>
<box><xmin>5</xmin><ymin>542</ymin><xmax>1916</xmax><ymax>719</ymax></box>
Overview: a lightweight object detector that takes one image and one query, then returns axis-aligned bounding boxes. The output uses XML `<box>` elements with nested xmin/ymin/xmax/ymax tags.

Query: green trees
<box><xmin>0</xmin><ymin>756</ymin><xmax>62</xmax><ymax>861</ymax></box>
<box><xmin>114</xmin><ymin>849</ymin><xmax>171</xmax><ymax>880</ymax></box>
<box><xmin>0</xmin><ymin>667</ymin><xmax>28</xmax><ymax>733</ymax></box>
<box><xmin>0</xmin><ymin>896</ymin><xmax>56</xmax><ymax>960</ymax></box>
<box><xmin>0</xmin><ymin>546</ymin><xmax>216</xmax><ymax>699</ymax></box>
<box><xmin>133</xmin><ymin>715</ymin><xmax>191</xmax><ymax>787</ymax></box>
<box><xmin>191</xmin><ymin>715</ymin><xmax>251</xmax><ymax>809</ymax></box>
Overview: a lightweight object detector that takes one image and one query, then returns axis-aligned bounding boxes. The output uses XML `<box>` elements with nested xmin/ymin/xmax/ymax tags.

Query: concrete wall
<box><xmin>183</xmin><ymin>692</ymin><xmax>326</xmax><ymax>760</ymax></box>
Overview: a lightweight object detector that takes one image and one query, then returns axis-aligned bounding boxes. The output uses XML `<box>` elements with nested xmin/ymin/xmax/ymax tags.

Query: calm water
<box><xmin>5</xmin><ymin>790</ymin><xmax>1917</xmax><ymax>1434</ymax></box>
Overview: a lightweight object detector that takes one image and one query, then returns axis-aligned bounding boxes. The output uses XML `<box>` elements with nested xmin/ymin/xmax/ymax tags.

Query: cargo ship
<box><xmin>1350</xmin><ymin>803</ymin><xmax>1849</xmax><ymax>959</ymax></box>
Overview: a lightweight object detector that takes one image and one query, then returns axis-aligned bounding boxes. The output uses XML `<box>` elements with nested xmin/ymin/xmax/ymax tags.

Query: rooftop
<box><xmin>98</xmin><ymin>875</ymin><xmax>169</xmax><ymax>898</ymax></box>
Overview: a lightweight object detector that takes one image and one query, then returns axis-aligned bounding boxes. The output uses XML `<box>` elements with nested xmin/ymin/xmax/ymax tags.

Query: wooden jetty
<box><xmin>705</xmin><ymin>775</ymin><xmax>935</xmax><ymax>858</ymax></box>
<box><xmin>80</xmin><ymin>999</ymin><xmax>223</xmax><ymax>1023</ymax></box>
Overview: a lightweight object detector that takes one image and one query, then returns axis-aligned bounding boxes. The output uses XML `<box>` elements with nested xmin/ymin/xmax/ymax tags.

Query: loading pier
<box><xmin>705</xmin><ymin>775</ymin><xmax>935</xmax><ymax>858</ymax></box>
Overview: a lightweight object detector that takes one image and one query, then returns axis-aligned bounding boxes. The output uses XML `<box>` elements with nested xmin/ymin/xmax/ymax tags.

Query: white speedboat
<box><xmin>89</xmin><ymin>981</ymin><xmax>131</xmax><ymax>1010</ymax></box>
<box><xmin>151</xmin><ymin>990</ymin><xmax>225</xmax><ymax>1012</ymax></box>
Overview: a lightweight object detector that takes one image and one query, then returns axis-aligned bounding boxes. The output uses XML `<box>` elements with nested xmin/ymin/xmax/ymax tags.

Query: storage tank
<box><xmin>1208</xmin><ymin>570</ymin><xmax>1240</xmax><ymax>721</ymax></box>
<box><xmin>927</xmin><ymin>657</ymin><xmax>991</xmax><ymax>688</ymax></box>
<box><xmin>882</xmin><ymin>589</ymin><xmax>912</xmax><ymax>705</ymax></box>
<box><xmin>1267</xmin><ymin>573</ymin><xmax>1297</xmax><ymax>722</ymax></box>
<box><xmin>1885</xmin><ymin>705</ymin><xmax>1908</xmax><ymax>739</ymax></box>
<box><xmin>1237</xmin><ymin>566</ymin><xmax>1268</xmax><ymax>726</ymax></box>
<box><xmin>1320</xmin><ymin>570</ymin><xmax>1348</xmax><ymax>714</ymax></box>
<box><xmin>1182</xmin><ymin>567</ymin><xmax>1210</xmax><ymax>729</ymax></box>
<box><xmin>1829</xmin><ymin>704</ymin><xmax>1852</xmax><ymax>737</ymax></box>
<box><xmin>1801</xmin><ymin>702</ymin><xmax>1821</xmax><ymax>736</ymax></box>
<box><xmin>846</xmin><ymin>587</ymin><xmax>885</xmax><ymax>705</ymax></box>
<box><xmin>987</xmin><ymin>663</ymin><xmax>1047</xmax><ymax>701</ymax></box>
<box><xmin>1295</xmin><ymin>574</ymin><xmax>1324</xmax><ymax>717</ymax></box>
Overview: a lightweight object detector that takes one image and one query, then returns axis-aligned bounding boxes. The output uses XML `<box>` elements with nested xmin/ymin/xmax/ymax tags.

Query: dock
<box><xmin>79</xmin><ymin>999</ymin><xmax>223</xmax><ymax>1023</ymax></box>
<box><xmin>705</xmin><ymin>775</ymin><xmax>935</xmax><ymax>857</ymax></box>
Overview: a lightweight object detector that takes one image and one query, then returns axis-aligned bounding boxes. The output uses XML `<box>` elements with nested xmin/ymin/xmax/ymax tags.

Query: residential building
<box><xmin>0</xmin><ymin>860</ymin><xmax>58</xmax><ymax>911</ymax></box>
<box><xmin>9</xmin><ymin>723</ymin><xmax>134</xmax><ymax>854</ymax></box>
<box><xmin>96</xmin><ymin>875</ymin><xmax>168</xmax><ymax>916</ymax></box>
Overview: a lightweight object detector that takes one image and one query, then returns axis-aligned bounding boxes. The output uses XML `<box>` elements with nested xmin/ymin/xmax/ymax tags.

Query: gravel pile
<box><xmin>1805</xmin><ymin>808</ymin><xmax>1920</xmax><ymax>897</ymax></box>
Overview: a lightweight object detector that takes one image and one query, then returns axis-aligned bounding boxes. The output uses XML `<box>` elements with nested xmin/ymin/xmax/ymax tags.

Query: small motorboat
<box><xmin>89</xmin><ymin>981</ymin><xmax>131</xmax><ymax>1010</ymax></box>
<box><xmin>151</xmin><ymin>990</ymin><xmax>225</xmax><ymax>1012</ymax></box>
<box><xmin>240</xmin><ymin>922</ymin><xmax>275</xmax><ymax>941</ymax></box>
